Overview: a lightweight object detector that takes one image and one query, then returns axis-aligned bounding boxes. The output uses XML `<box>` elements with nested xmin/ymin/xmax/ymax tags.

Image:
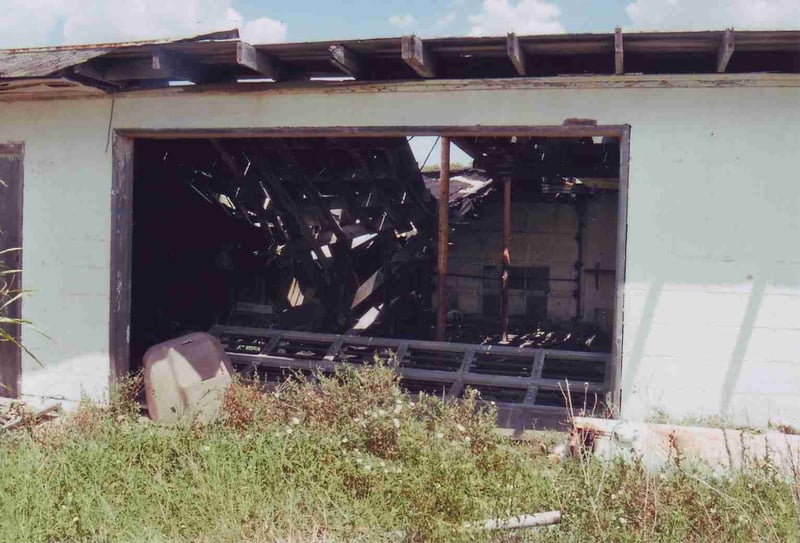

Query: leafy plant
<box><xmin>0</xmin><ymin>247</ymin><xmax>42</xmax><ymax>375</ymax></box>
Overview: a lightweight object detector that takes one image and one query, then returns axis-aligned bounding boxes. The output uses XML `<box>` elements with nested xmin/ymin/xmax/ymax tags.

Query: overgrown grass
<box><xmin>0</xmin><ymin>366</ymin><xmax>798</xmax><ymax>542</ymax></box>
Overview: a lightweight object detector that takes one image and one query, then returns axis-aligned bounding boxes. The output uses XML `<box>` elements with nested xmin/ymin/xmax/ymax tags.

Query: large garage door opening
<box><xmin>125</xmin><ymin>129</ymin><xmax>627</xmax><ymax>427</ymax></box>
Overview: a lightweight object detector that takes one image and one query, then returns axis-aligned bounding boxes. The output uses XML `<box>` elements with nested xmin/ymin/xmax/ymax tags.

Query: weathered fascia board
<box><xmin>122</xmin><ymin>72</ymin><xmax>800</xmax><ymax>97</ymax></box>
<box><xmin>236</xmin><ymin>41</ymin><xmax>281</xmax><ymax>80</ymax></box>
<box><xmin>717</xmin><ymin>28</ymin><xmax>735</xmax><ymax>73</ymax></box>
<box><xmin>402</xmin><ymin>35</ymin><xmax>437</xmax><ymax>78</ymax></box>
<box><xmin>328</xmin><ymin>44</ymin><xmax>362</xmax><ymax>79</ymax></box>
<box><xmin>5</xmin><ymin>71</ymin><xmax>800</xmax><ymax>102</ymax></box>
<box><xmin>507</xmin><ymin>33</ymin><xmax>527</xmax><ymax>76</ymax></box>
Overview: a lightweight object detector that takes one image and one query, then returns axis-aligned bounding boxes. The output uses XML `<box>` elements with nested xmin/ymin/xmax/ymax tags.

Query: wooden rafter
<box><xmin>451</xmin><ymin>137</ymin><xmax>480</xmax><ymax>158</ymax></box>
<box><xmin>402</xmin><ymin>35</ymin><xmax>436</xmax><ymax>78</ymax></box>
<box><xmin>717</xmin><ymin>28</ymin><xmax>735</xmax><ymax>73</ymax></box>
<box><xmin>74</xmin><ymin>49</ymin><xmax>206</xmax><ymax>84</ymax></box>
<box><xmin>68</xmin><ymin>63</ymin><xmax>122</xmax><ymax>91</ymax></box>
<box><xmin>507</xmin><ymin>33</ymin><xmax>527</xmax><ymax>76</ymax></box>
<box><xmin>614</xmin><ymin>27</ymin><xmax>624</xmax><ymax>75</ymax></box>
<box><xmin>329</xmin><ymin>45</ymin><xmax>362</xmax><ymax>79</ymax></box>
<box><xmin>236</xmin><ymin>41</ymin><xmax>281</xmax><ymax>80</ymax></box>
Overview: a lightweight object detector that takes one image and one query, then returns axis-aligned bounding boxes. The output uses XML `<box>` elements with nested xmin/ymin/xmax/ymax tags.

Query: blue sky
<box><xmin>232</xmin><ymin>0</ymin><xmax>632</xmax><ymax>41</ymax></box>
<box><xmin>2</xmin><ymin>0</ymin><xmax>799</xmax><ymax>50</ymax></box>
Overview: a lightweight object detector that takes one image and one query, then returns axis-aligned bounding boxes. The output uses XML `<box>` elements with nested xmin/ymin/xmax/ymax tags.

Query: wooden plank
<box><xmin>118</xmin><ymin>124</ymin><xmax>632</xmax><ymax>141</ymax></box>
<box><xmin>236</xmin><ymin>41</ymin><xmax>280</xmax><ymax>79</ymax></box>
<box><xmin>507</xmin><ymin>33</ymin><xmax>527</xmax><ymax>76</ymax></box>
<box><xmin>109</xmin><ymin>134</ymin><xmax>134</xmax><ymax>385</ymax></box>
<box><xmin>401</xmin><ymin>35</ymin><xmax>436</xmax><ymax>78</ymax></box>
<box><xmin>0</xmin><ymin>143</ymin><xmax>23</xmax><ymax>398</ymax></box>
<box><xmin>717</xmin><ymin>28</ymin><xmax>735</xmax><ymax>73</ymax></box>
<box><xmin>102</xmin><ymin>73</ymin><xmax>800</xmax><ymax>105</ymax></box>
<box><xmin>614</xmin><ymin>27</ymin><xmax>624</xmax><ymax>75</ymax></box>
<box><xmin>436</xmin><ymin>137</ymin><xmax>450</xmax><ymax>341</ymax></box>
<box><xmin>609</xmin><ymin>126</ymin><xmax>630</xmax><ymax>410</ymax></box>
<box><xmin>329</xmin><ymin>45</ymin><xmax>362</xmax><ymax>79</ymax></box>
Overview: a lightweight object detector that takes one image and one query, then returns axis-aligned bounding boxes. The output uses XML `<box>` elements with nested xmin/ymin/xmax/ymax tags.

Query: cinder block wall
<box><xmin>1</xmin><ymin>82</ymin><xmax>798</xmax><ymax>426</ymax></box>
<box><xmin>447</xmin><ymin>194</ymin><xmax>617</xmax><ymax>329</ymax></box>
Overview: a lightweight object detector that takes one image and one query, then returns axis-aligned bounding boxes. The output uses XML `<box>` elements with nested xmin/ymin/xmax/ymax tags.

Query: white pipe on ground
<box><xmin>472</xmin><ymin>511</ymin><xmax>562</xmax><ymax>531</ymax></box>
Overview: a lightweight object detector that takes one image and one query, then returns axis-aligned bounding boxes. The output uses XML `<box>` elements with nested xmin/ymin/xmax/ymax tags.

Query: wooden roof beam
<box><xmin>717</xmin><ymin>28</ymin><xmax>735</xmax><ymax>73</ymax></box>
<box><xmin>402</xmin><ymin>35</ymin><xmax>436</xmax><ymax>78</ymax></box>
<box><xmin>236</xmin><ymin>41</ymin><xmax>281</xmax><ymax>80</ymax></box>
<box><xmin>507</xmin><ymin>33</ymin><xmax>527</xmax><ymax>76</ymax></box>
<box><xmin>95</xmin><ymin>49</ymin><xmax>206</xmax><ymax>82</ymax></box>
<box><xmin>69</xmin><ymin>62</ymin><xmax>123</xmax><ymax>91</ymax></box>
<box><xmin>451</xmin><ymin>137</ymin><xmax>480</xmax><ymax>159</ymax></box>
<box><xmin>614</xmin><ymin>27</ymin><xmax>624</xmax><ymax>75</ymax></box>
<box><xmin>329</xmin><ymin>45</ymin><xmax>362</xmax><ymax>79</ymax></box>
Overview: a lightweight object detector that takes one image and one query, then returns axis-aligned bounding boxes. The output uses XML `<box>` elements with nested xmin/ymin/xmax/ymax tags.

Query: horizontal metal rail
<box><xmin>210</xmin><ymin>325</ymin><xmax>612</xmax><ymax>415</ymax></box>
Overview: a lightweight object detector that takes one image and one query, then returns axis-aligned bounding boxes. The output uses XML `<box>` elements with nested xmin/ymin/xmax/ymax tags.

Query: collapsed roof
<box><xmin>1</xmin><ymin>28</ymin><xmax>798</xmax><ymax>100</ymax></box>
<box><xmin>143</xmin><ymin>137</ymin><xmax>437</xmax><ymax>338</ymax></box>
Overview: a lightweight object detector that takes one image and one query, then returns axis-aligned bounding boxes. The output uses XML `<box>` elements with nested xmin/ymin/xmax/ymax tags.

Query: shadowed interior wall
<box><xmin>0</xmin><ymin>82</ymin><xmax>797</xmax><ymax>426</ymax></box>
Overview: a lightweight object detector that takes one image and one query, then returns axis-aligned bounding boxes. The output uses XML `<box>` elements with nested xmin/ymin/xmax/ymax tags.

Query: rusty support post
<box><xmin>436</xmin><ymin>137</ymin><xmax>451</xmax><ymax>341</ymax></box>
<box><xmin>500</xmin><ymin>176</ymin><xmax>512</xmax><ymax>343</ymax></box>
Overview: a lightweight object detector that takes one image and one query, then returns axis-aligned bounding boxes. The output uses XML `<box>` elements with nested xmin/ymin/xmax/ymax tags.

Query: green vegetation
<box><xmin>0</xmin><ymin>247</ymin><xmax>42</xmax><ymax>377</ymax></box>
<box><xmin>0</xmin><ymin>248</ymin><xmax>25</xmax><ymax>347</ymax></box>
<box><xmin>1</xmin><ymin>366</ymin><xmax>798</xmax><ymax>542</ymax></box>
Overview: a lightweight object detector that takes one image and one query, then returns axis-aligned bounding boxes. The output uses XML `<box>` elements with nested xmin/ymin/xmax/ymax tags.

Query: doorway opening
<box><xmin>115</xmin><ymin>126</ymin><xmax>629</xmax><ymax>427</ymax></box>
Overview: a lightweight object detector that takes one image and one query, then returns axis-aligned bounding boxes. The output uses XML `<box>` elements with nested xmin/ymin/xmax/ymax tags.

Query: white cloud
<box><xmin>242</xmin><ymin>17</ymin><xmax>288</xmax><ymax>43</ymax></box>
<box><xmin>435</xmin><ymin>12</ymin><xmax>458</xmax><ymax>31</ymax></box>
<box><xmin>388</xmin><ymin>14</ymin><xmax>416</xmax><ymax>29</ymax></box>
<box><xmin>426</xmin><ymin>0</ymin><xmax>463</xmax><ymax>36</ymax></box>
<box><xmin>0</xmin><ymin>0</ymin><xmax>287</xmax><ymax>49</ymax></box>
<box><xmin>468</xmin><ymin>0</ymin><xmax>565</xmax><ymax>36</ymax></box>
<box><xmin>626</xmin><ymin>0</ymin><xmax>800</xmax><ymax>30</ymax></box>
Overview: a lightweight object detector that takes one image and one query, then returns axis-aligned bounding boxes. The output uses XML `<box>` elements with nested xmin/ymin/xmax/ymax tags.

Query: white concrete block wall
<box><xmin>0</xmin><ymin>83</ymin><xmax>797</xmax><ymax>426</ymax></box>
<box><xmin>448</xmin><ymin>201</ymin><xmax>583</xmax><ymax>322</ymax></box>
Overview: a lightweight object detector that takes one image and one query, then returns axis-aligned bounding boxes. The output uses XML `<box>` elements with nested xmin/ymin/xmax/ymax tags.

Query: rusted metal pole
<box><xmin>500</xmin><ymin>176</ymin><xmax>511</xmax><ymax>343</ymax></box>
<box><xmin>436</xmin><ymin>137</ymin><xmax>451</xmax><ymax>341</ymax></box>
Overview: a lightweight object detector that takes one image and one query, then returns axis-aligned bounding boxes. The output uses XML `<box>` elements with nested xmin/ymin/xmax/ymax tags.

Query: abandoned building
<box><xmin>0</xmin><ymin>28</ymin><xmax>798</xmax><ymax>428</ymax></box>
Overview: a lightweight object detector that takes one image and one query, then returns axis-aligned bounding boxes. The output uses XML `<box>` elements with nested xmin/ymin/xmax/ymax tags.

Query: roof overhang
<box><xmin>1</xmin><ymin>28</ymin><xmax>798</xmax><ymax>100</ymax></box>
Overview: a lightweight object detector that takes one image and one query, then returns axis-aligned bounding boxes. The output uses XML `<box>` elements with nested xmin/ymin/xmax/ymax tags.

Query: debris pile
<box><xmin>446</xmin><ymin>322</ymin><xmax>611</xmax><ymax>352</ymax></box>
<box><xmin>157</xmin><ymin>137</ymin><xmax>438</xmax><ymax>338</ymax></box>
<box><xmin>560</xmin><ymin>417</ymin><xmax>800</xmax><ymax>480</ymax></box>
<box><xmin>422</xmin><ymin>168</ymin><xmax>494</xmax><ymax>221</ymax></box>
<box><xmin>0</xmin><ymin>397</ymin><xmax>61</xmax><ymax>432</ymax></box>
